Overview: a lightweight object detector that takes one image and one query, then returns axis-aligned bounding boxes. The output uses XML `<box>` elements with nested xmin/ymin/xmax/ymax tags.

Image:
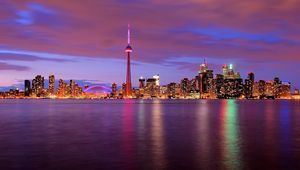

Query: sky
<box><xmin>0</xmin><ymin>0</ymin><xmax>300</xmax><ymax>90</ymax></box>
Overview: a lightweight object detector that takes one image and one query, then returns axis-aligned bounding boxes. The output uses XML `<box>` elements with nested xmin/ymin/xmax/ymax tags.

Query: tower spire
<box><xmin>128</xmin><ymin>24</ymin><xmax>130</xmax><ymax>45</ymax></box>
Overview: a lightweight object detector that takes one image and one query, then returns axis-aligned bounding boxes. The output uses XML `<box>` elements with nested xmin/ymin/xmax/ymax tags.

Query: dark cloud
<box><xmin>0</xmin><ymin>53</ymin><xmax>73</xmax><ymax>62</ymax></box>
<box><xmin>0</xmin><ymin>62</ymin><xmax>29</xmax><ymax>71</ymax></box>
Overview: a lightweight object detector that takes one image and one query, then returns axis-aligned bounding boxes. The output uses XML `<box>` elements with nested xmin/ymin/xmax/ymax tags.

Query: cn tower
<box><xmin>125</xmin><ymin>24</ymin><xmax>132</xmax><ymax>97</ymax></box>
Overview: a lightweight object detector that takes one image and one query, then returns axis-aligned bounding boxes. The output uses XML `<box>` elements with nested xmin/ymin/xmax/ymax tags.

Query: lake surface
<box><xmin>0</xmin><ymin>99</ymin><xmax>299</xmax><ymax>169</ymax></box>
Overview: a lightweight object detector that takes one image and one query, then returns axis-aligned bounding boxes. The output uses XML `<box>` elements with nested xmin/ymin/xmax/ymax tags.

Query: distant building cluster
<box><xmin>0</xmin><ymin>75</ymin><xmax>85</xmax><ymax>99</ymax></box>
<box><xmin>110</xmin><ymin>62</ymin><xmax>298</xmax><ymax>100</ymax></box>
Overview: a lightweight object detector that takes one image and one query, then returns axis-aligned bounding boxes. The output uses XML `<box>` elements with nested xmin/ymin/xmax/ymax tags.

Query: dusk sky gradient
<box><xmin>0</xmin><ymin>0</ymin><xmax>300</xmax><ymax>90</ymax></box>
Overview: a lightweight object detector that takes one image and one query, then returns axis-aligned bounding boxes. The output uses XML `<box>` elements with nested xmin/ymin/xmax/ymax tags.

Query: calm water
<box><xmin>0</xmin><ymin>99</ymin><xmax>300</xmax><ymax>170</ymax></box>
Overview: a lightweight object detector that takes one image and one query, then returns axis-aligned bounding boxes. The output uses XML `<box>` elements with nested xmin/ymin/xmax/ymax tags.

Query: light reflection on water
<box><xmin>151</xmin><ymin>100</ymin><xmax>167</xmax><ymax>169</ymax></box>
<box><xmin>0</xmin><ymin>99</ymin><xmax>299</xmax><ymax>169</ymax></box>
<box><xmin>196</xmin><ymin>100</ymin><xmax>210</xmax><ymax>169</ymax></box>
<box><xmin>221</xmin><ymin>100</ymin><xmax>242</xmax><ymax>170</ymax></box>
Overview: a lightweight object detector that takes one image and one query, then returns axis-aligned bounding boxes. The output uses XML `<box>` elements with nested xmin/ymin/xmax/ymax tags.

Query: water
<box><xmin>0</xmin><ymin>99</ymin><xmax>300</xmax><ymax>170</ymax></box>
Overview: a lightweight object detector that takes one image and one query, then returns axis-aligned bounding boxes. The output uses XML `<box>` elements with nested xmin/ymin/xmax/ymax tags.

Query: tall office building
<box><xmin>139</xmin><ymin>77</ymin><xmax>145</xmax><ymax>89</ymax></box>
<box><xmin>222</xmin><ymin>64</ymin><xmax>229</xmax><ymax>78</ymax></box>
<box><xmin>70</xmin><ymin>80</ymin><xmax>75</xmax><ymax>96</ymax></box>
<box><xmin>258</xmin><ymin>80</ymin><xmax>266</xmax><ymax>98</ymax></box>
<box><xmin>244</xmin><ymin>72</ymin><xmax>255</xmax><ymax>98</ymax></box>
<box><xmin>198</xmin><ymin>61</ymin><xmax>213</xmax><ymax>94</ymax></box>
<box><xmin>145</xmin><ymin>78</ymin><xmax>159</xmax><ymax>97</ymax></box>
<box><xmin>200</xmin><ymin>61</ymin><xmax>208</xmax><ymax>73</ymax></box>
<box><xmin>49</xmin><ymin>75</ymin><xmax>55</xmax><ymax>95</ymax></box>
<box><xmin>112</xmin><ymin>83</ymin><xmax>117</xmax><ymax>97</ymax></box>
<box><xmin>24</xmin><ymin>80</ymin><xmax>31</xmax><ymax>97</ymax></box>
<box><xmin>167</xmin><ymin>82</ymin><xmax>177</xmax><ymax>98</ymax></box>
<box><xmin>273</xmin><ymin>77</ymin><xmax>281</xmax><ymax>98</ymax></box>
<box><xmin>122</xmin><ymin>83</ymin><xmax>126</xmax><ymax>96</ymax></box>
<box><xmin>180</xmin><ymin>78</ymin><xmax>190</xmax><ymax>97</ymax></box>
<box><xmin>153</xmin><ymin>75</ymin><xmax>160</xmax><ymax>86</ymax></box>
<box><xmin>32</xmin><ymin>75</ymin><xmax>44</xmax><ymax>97</ymax></box>
<box><xmin>57</xmin><ymin>79</ymin><xmax>66</xmax><ymax>97</ymax></box>
<box><xmin>125</xmin><ymin>24</ymin><xmax>133</xmax><ymax>97</ymax></box>
<box><xmin>215</xmin><ymin>74</ymin><xmax>224</xmax><ymax>98</ymax></box>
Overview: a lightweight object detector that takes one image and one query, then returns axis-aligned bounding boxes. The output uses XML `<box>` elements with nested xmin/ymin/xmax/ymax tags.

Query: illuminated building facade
<box><xmin>111</xmin><ymin>83</ymin><xmax>117</xmax><ymax>97</ymax></box>
<box><xmin>57</xmin><ymin>79</ymin><xmax>66</xmax><ymax>97</ymax></box>
<box><xmin>244</xmin><ymin>73</ymin><xmax>254</xmax><ymax>98</ymax></box>
<box><xmin>139</xmin><ymin>77</ymin><xmax>145</xmax><ymax>89</ymax></box>
<box><xmin>49</xmin><ymin>75</ymin><xmax>55</xmax><ymax>95</ymax></box>
<box><xmin>215</xmin><ymin>74</ymin><xmax>224</xmax><ymax>98</ymax></box>
<box><xmin>198</xmin><ymin>62</ymin><xmax>214</xmax><ymax>97</ymax></box>
<box><xmin>167</xmin><ymin>82</ymin><xmax>177</xmax><ymax>98</ymax></box>
<box><xmin>24</xmin><ymin>80</ymin><xmax>31</xmax><ymax>97</ymax></box>
<box><xmin>258</xmin><ymin>80</ymin><xmax>266</xmax><ymax>98</ymax></box>
<box><xmin>32</xmin><ymin>75</ymin><xmax>44</xmax><ymax>97</ymax></box>
<box><xmin>180</xmin><ymin>78</ymin><xmax>190</xmax><ymax>97</ymax></box>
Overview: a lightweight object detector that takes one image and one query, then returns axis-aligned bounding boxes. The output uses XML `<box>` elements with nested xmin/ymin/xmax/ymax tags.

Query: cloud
<box><xmin>0</xmin><ymin>53</ymin><xmax>73</xmax><ymax>62</ymax></box>
<box><xmin>0</xmin><ymin>0</ymin><xmax>299</xmax><ymax>87</ymax></box>
<box><xmin>0</xmin><ymin>0</ymin><xmax>299</xmax><ymax>64</ymax></box>
<box><xmin>0</xmin><ymin>62</ymin><xmax>29</xmax><ymax>71</ymax></box>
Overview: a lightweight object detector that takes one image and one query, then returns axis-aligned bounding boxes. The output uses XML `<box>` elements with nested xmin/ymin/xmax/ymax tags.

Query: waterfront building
<box><xmin>57</xmin><ymin>79</ymin><xmax>65</xmax><ymax>97</ymax></box>
<box><xmin>215</xmin><ymin>74</ymin><xmax>224</xmax><ymax>98</ymax></box>
<box><xmin>279</xmin><ymin>82</ymin><xmax>291</xmax><ymax>98</ymax></box>
<box><xmin>222</xmin><ymin>78</ymin><xmax>243</xmax><ymax>98</ymax></box>
<box><xmin>167</xmin><ymin>82</ymin><xmax>177</xmax><ymax>98</ymax></box>
<box><xmin>180</xmin><ymin>78</ymin><xmax>190</xmax><ymax>98</ymax></box>
<box><xmin>111</xmin><ymin>83</ymin><xmax>117</xmax><ymax>97</ymax></box>
<box><xmin>273</xmin><ymin>77</ymin><xmax>282</xmax><ymax>98</ymax></box>
<box><xmin>139</xmin><ymin>77</ymin><xmax>145</xmax><ymax>89</ymax></box>
<box><xmin>145</xmin><ymin>78</ymin><xmax>159</xmax><ymax>98</ymax></box>
<box><xmin>244</xmin><ymin>72</ymin><xmax>254</xmax><ymax>98</ymax></box>
<box><xmin>153</xmin><ymin>75</ymin><xmax>160</xmax><ymax>86</ymax></box>
<box><xmin>258</xmin><ymin>80</ymin><xmax>266</xmax><ymax>99</ymax></box>
<box><xmin>295</xmin><ymin>89</ymin><xmax>300</xmax><ymax>95</ymax></box>
<box><xmin>48</xmin><ymin>75</ymin><xmax>55</xmax><ymax>95</ymax></box>
<box><xmin>24</xmin><ymin>80</ymin><xmax>31</xmax><ymax>97</ymax></box>
<box><xmin>198</xmin><ymin>62</ymin><xmax>214</xmax><ymax>96</ymax></box>
<box><xmin>32</xmin><ymin>75</ymin><xmax>44</xmax><ymax>97</ymax></box>
<box><xmin>122</xmin><ymin>83</ymin><xmax>126</xmax><ymax>96</ymax></box>
<box><xmin>265</xmin><ymin>81</ymin><xmax>275</xmax><ymax>98</ymax></box>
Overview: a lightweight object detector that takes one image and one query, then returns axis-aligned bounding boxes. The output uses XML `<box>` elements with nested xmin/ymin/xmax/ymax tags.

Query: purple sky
<box><xmin>0</xmin><ymin>0</ymin><xmax>300</xmax><ymax>90</ymax></box>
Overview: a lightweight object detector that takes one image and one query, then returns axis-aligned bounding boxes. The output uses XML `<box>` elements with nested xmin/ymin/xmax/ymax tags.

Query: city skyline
<box><xmin>0</xmin><ymin>60</ymin><xmax>297</xmax><ymax>99</ymax></box>
<box><xmin>0</xmin><ymin>0</ymin><xmax>300</xmax><ymax>90</ymax></box>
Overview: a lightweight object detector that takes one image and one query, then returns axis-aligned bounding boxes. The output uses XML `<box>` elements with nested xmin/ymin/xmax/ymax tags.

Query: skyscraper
<box><xmin>111</xmin><ymin>83</ymin><xmax>117</xmax><ymax>97</ymax></box>
<box><xmin>24</xmin><ymin>80</ymin><xmax>31</xmax><ymax>97</ymax></box>
<box><xmin>153</xmin><ymin>75</ymin><xmax>160</xmax><ymax>86</ymax></box>
<box><xmin>49</xmin><ymin>75</ymin><xmax>55</xmax><ymax>95</ymax></box>
<box><xmin>70</xmin><ymin>80</ymin><xmax>75</xmax><ymax>96</ymax></box>
<box><xmin>180</xmin><ymin>78</ymin><xmax>190</xmax><ymax>97</ymax></box>
<box><xmin>139</xmin><ymin>77</ymin><xmax>145</xmax><ymax>89</ymax></box>
<box><xmin>32</xmin><ymin>75</ymin><xmax>44</xmax><ymax>97</ymax></box>
<box><xmin>198</xmin><ymin>61</ymin><xmax>213</xmax><ymax>95</ymax></box>
<box><xmin>125</xmin><ymin>24</ymin><xmax>133</xmax><ymax>97</ymax></box>
<box><xmin>258</xmin><ymin>80</ymin><xmax>266</xmax><ymax>99</ymax></box>
<box><xmin>244</xmin><ymin>72</ymin><xmax>255</xmax><ymax>98</ymax></box>
<box><xmin>57</xmin><ymin>79</ymin><xmax>66</xmax><ymax>97</ymax></box>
